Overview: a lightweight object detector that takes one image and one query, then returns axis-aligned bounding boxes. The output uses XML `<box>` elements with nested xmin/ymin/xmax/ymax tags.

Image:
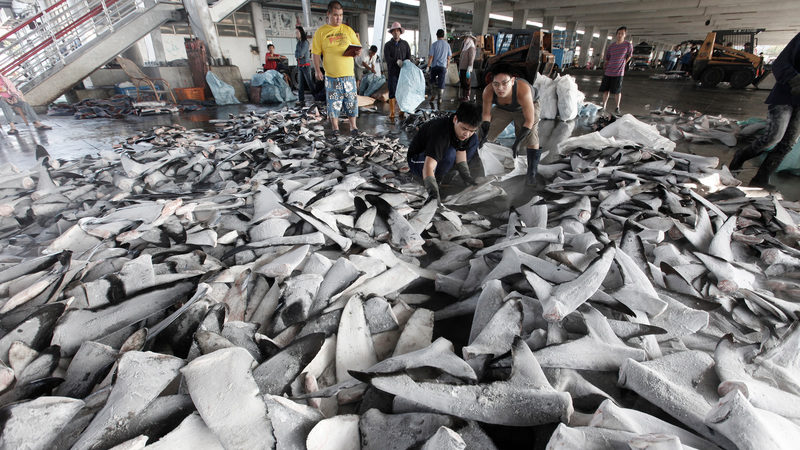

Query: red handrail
<box><xmin>0</xmin><ymin>0</ymin><xmax>68</xmax><ymax>43</ymax></box>
<box><xmin>0</xmin><ymin>0</ymin><xmax>124</xmax><ymax>76</ymax></box>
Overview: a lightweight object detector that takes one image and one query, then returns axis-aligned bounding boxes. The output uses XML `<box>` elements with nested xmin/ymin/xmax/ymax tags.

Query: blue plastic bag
<box><xmin>358</xmin><ymin>73</ymin><xmax>386</xmax><ymax>97</ymax></box>
<box><xmin>206</xmin><ymin>72</ymin><xmax>240</xmax><ymax>105</ymax></box>
<box><xmin>395</xmin><ymin>60</ymin><xmax>425</xmax><ymax>113</ymax></box>
<box><xmin>251</xmin><ymin>70</ymin><xmax>297</xmax><ymax>104</ymax></box>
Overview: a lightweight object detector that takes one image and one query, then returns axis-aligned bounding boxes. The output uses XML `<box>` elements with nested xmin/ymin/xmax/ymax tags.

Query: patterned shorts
<box><xmin>325</xmin><ymin>76</ymin><xmax>358</xmax><ymax>119</ymax></box>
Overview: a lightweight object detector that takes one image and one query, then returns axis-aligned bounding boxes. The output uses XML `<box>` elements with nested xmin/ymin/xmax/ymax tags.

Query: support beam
<box><xmin>578</xmin><ymin>25</ymin><xmax>596</xmax><ymax>67</ymax></box>
<box><xmin>301</xmin><ymin>0</ymin><xmax>311</xmax><ymax>29</ymax></box>
<box><xmin>594</xmin><ymin>28</ymin><xmax>608</xmax><ymax>68</ymax></box>
<box><xmin>512</xmin><ymin>8</ymin><xmax>529</xmax><ymax>29</ymax></box>
<box><xmin>472</xmin><ymin>0</ymin><xmax>491</xmax><ymax>36</ymax></box>
<box><xmin>542</xmin><ymin>15</ymin><xmax>555</xmax><ymax>32</ymax></box>
<box><xmin>251</xmin><ymin>2</ymin><xmax>268</xmax><ymax>66</ymax></box>
<box><xmin>146</xmin><ymin>29</ymin><xmax>167</xmax><ymax>64</ymax></box>
<box><xmin>359</xmin><ymin>12</ymin><xmax>370</xmax><ymax>48</ymax></box>
<box><xmin>122</xmin><ymin>44</ymin><xmax>144</xmax><ymax>67</ymax></box>
<box><xmin>184</xmin><ymin>0</ymin><xmax>225</xmax><ymax>61</ymax></box>
<box><xmin>373</xmin><ymin>0</ymin><xmax>391</xmax><ymax>58</ymax></box>
<box><xmin>420</xmin><ymin>0</ymin><xmax>430</xmax><ymax>58</ymax></box>
<box><xmin>566</xmin><ymin>20</ymin><xmax>577</xmax><ymax>49</ymax></box>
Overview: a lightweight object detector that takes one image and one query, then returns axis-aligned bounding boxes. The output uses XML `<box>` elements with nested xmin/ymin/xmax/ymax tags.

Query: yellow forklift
<box><xmin>693</xmin><ymin>29</ymin><xmax>768</xmax><ymax>88</ymax></box>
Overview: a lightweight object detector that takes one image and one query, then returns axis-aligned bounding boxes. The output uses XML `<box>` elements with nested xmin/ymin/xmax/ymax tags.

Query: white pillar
<box><xmin>594</xmin><ymin>29</ymin><xmax>609</xmax><ymax>68</ymax></box>
<box><xmin>148</xmin><ymin>29</ymin><xmax>167</xmax><ymax>64</ymax></box>
<box><xmin>472</xmin><ymin>0</ymin><xmax>491</xmax><ymax>36</ymax></box>
<box><xmin>578</xmin><ymin>26</ymin><xmax>596</xmax><ymax>67</ymax></box>
<box><xmin>251</xmin><ymin>2</ymin><xmax>268</xmax><ymax>65</ymax></box>
<box><xmin>420</xmin><ymin>0</ymin><xmax>431</xmax><ymax>58</ymax></box>
<box><xmin>542</xmin><ymin>16</ymin><xmax>555</xmax><ymax>32</ymax></box>
<box><xmin>183</xmin><ymin>0</ymin><xmax>224</xmax><ymax>61</ymax></box>
<box><xmin>372</xmin><ymin>0</ymin><xmax>391</xmax><ymax>58</ymax></box>
<box><xmin>301</xmin><ymin>0</ymin><xmax>311</xmax><ymax>29</ymax></box>
<box><xmin>512</xmin><ymin>9</ymin><xmax>528</xmax><ymax>29</ymax></box>
<box><xmin>358</xmin><ymin>13</ymin><xmax>370</xmax><ymax>48</ymax></box>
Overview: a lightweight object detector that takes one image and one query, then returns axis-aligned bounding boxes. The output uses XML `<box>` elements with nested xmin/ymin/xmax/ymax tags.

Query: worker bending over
<box><xmin>479</xmin><ymin>63</ymin><xmax>540</xmax><ymax>185</ymax></box>
<box><xmin>407</xmin><ymin>102</ymin><xmax>481</xmax><ymax>203</ymax></box>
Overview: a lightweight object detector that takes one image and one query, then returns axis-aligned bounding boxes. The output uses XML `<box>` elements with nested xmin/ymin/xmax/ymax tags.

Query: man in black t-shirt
<box><xmin>406</xmin><ymin>102</ymin><xmax>481</xmax><ymax>203</ymax></box>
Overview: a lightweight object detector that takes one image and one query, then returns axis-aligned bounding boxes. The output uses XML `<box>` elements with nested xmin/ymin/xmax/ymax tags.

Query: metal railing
<box><xmin>0</xmin><ymin>0</ymin><xmax>156</xmax><ymax>93</ymax></box>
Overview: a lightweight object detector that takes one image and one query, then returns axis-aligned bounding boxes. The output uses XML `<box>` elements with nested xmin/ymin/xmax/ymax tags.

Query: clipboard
<box><xmin>343</xmin><ymin>45</ymin><xmax>361</xmax><ymax>57</ymax></box>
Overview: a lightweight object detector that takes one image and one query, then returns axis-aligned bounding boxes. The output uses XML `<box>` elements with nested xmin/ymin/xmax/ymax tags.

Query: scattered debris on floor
<box><xmin>1</xmin><ymin>103</ymin><xmax>800</xmax><ymax>448</ymax></box>
<box><xmin>48</xmin><ymin>95</ymin><xmax>203</xmax><ymax>120</ymax></box>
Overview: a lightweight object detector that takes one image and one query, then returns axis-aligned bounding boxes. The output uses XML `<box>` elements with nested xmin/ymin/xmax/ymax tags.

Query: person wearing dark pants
<box><xmin>383</xmin><ymin>21</ymin><xmax>411</xmax><ymax>120</ymax></box>
<box><xmin>295</xmin><ymin>26</ymin><xmax>314</xmax><ymax>107</ymax></box>
<box><xmin>407</xmin><ymin>102</ymin><xmax>481</xmax><ymax>204</ymax></box>
<box><xmin>427</xmin><ymin>29</ymin><xmax>452</xmax><ymax>110</ymax></box>
<box><xmin>600</xmin><ymin>26</ymin><xmax>633</xmax><ymax>114</ymax></box>
<box><xmin>458</xmin><ymin>33</ymin><xmax>476</xmax><ymax>101</ymax></box>
<box><xmin>729</xmin><ymin>32</ymin><xmax>800</xmax><ymax>188</ymax></box>
<box><xmin>480</xmin><ymin>63</ymin><xmax>540</xmax><ymax>186</ymax></box>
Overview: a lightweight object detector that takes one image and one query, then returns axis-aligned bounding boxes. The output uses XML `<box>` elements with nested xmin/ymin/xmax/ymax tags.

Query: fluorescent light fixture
<box><xmin>391</xmin><ymin>0</ymin><xmax>420</xmax><ymax>5</ymax></box>
<box><xmin>527</xmin><ymin>21</ymin><xmax>543</xmax><ymax>27</ymax></box>
<box><xmin>489</xmin><ymin>13</ymin><xmax>513</xmax><ymax>22</ymax></box>
<box><xmin>553</xmin><ymin>26</ymin><xmax>566</xmax><ymax>31</ymax></box>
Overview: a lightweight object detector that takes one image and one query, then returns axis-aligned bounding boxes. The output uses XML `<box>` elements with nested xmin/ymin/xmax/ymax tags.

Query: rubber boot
<box><xmin>728</xmin><ymin>146</ymin><xmax>759</xmax><ymax>171</ymax></box>
<box><xmin>526</xmin><ymin>148</ymin><xmax>542</xmax><ymax>186</ymax></box>
<box><xmin>437</xmin><ymin>89</ymin><xmax>444</xmax><ymax>109</ymax></box>
<box><xmin>749</xmin><ymin>150</ymin><xmax>784</xmax><ymax>188</ymax></box>
<box><xmin>388</xmin><ymin>98</ymin><xmax>395</xmax><ymax>120</ymax></box>
<box><xmin>429</xmin><ymin>90</ymin><xmax>436</xmax><ymax>109</ymax></box>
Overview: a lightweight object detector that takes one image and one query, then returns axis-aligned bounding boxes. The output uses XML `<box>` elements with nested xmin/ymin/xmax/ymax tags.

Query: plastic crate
<box><xmin>175</xmin><ymin>87</ymin><xmax>205</xmax><ymax>101</ymax></box>
<box><xmin>115</xmin><ymin>85</ymin><xmax>163</xmax><ymax>97</ymax></box>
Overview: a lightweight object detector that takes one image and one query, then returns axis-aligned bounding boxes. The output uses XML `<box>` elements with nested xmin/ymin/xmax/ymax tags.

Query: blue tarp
<box><xmin>358</xmin><ymin>73</ymin><xmax>386</xmax><ymax>97</ymax></box>
<box><xmin>251</xmin><ymin>70</ymin><xmax>297</xmax><ymax>104</ymax></box>
<box><xmin>206</xmin><ymin>72</ymin><xmax>240</xmax><ymax>105</ymax></box>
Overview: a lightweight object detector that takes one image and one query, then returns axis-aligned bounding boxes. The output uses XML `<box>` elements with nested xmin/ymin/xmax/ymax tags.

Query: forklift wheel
<box><xmin>729</xmin><ymin>70</ymin><xmax>755</xmax><ymax>89</ymax></box>
<box><xmin>700</xmin><ymin>67</ymin><xmax>725</xmax><ymax>87</ymax></box>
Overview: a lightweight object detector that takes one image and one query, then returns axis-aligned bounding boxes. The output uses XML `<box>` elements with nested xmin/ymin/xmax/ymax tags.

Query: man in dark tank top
<box><xmin>479</xmin><ymin>63</ymin><xmax>541</xmax><ymax>185</ymax></box>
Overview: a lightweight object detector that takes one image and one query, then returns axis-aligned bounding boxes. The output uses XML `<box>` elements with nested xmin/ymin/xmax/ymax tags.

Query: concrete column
<box><xmin>419</xmin><ymin>0</ymin><xmax>430</xmax><ymax>58</ymax></box>
<box><xmin>542</xmin><ymin>16</ymin><xmax>555</xmax><ymax>32</ymax></box>
<box><xmin>472</xmin><ymin>0</ymin><xmax>491</xmax><ymax>36</ymax></box>
<box><xmin>183</xmin><ymin>0</ymin><xmax>224</xmax><ymax>62</ymax></box>
<box><xmin>512</xmin><ymin>9</ymin><xmax>529</xmax><ymax>29</ymax></box>
<box><xmin>592</xmin><ymin>29</ymin><xmax>608</xmax><ymax>68</ymax></box>
<box><xmin>359</xmin><ymin>12</ymin><xmax>370</xmax><ymax>48</ymax></box>
<box><xmin>372</xmin><ymin>0</ymin><xmax>391</xmax><ymax>58</ymax></box>
<box><xmin>597</xmin><ymin>29</ymin><xmax>609</xmax><ymax>60</ymax></box>
<box><xmin>566</xmin><ymin>20</ymin><xmax>577</xmax><ymax>48</ymax></box>
<box><xmin>578</xmin><ymin>26</ymin><xmax>596</xmax><ymax>67</ymax></box>
<box><xmin>301</xmin><ymin>0</ymin><xmax>311</xmax><ymax>29</ymax></box>
<box><xmin>122</xmin><ymin>43</ymin><xmax>144</xmax><ymax>67</ymax></box>
<box><xmin>251</xmin><ymin>2</ymin><xmax>268</xmax><ymax>66</ymax></box>
<box><xmin>148</xmin><ymin>29</ymin><xmax>167</xmax><ymax>63</ymax></box>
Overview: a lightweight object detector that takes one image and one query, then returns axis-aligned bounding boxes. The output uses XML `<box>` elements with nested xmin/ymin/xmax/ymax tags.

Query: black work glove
<box><xmin>512</xmin><ymin>127</ymin><xmax>532</xmax><ymax>159</ymax></box>
<box><xmin>790</xmin><ymin>74</ymin><xmax>800</xmax><ymax>96</ymax></box>
<box><xmin>456</xmin><ymin>161</ymin><xmax>477</xmax><ymax>186</ymax></box>
<box><xmin>479</xmin><ymin>121</ymin><xmax>491</xmax><ymax>146</ymax></box>
<box><xmin>423</xmin><ymin>176</ymin><xmax>441</xmax><ymax>205</ymax></box>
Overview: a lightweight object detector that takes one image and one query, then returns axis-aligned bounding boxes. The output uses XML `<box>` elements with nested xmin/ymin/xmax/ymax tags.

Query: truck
<box><xmin>630</xmin><ymin>42</ymin><xmax>655</xmax><ymax>69</ymax></box>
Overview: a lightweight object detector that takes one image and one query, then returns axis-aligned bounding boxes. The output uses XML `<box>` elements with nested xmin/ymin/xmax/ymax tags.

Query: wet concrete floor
<box><xmin>1</xmin><ymin>70</ymin><xmax>797</xmax><ymax>200</ymax></box>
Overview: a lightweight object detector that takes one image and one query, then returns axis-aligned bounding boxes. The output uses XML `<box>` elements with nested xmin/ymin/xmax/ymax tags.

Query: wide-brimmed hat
<box><xmin>389</xmin><ymin>22</ymin><xmax>403</xmax><ymax>33</ymax></box>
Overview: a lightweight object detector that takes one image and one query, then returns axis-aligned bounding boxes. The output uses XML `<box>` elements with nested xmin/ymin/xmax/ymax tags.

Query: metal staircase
<box><xmin>0</xmin><ymin>0</ymin><xmax>182</xmax><ymax>106</ymax></box>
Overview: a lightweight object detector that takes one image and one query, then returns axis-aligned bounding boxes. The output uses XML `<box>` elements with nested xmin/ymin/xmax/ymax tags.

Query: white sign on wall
<box><xmin>262</xmin><ymin>9</ymin><xmax>326</xmax><ymax>37</ymax></box>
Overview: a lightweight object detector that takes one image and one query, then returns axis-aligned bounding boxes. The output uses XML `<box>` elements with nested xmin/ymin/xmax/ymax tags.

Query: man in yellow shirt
<box><xmin>312</xmin><ymin>1</ymin><xmax>362</xmax><ymax>136</ymax></box>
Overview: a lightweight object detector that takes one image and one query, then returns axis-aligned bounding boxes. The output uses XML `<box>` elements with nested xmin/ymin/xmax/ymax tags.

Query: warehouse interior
<box><xmin>0</xmin><ymin>1</ymin><xmax>800</xmax><ymax>448</ymax></box>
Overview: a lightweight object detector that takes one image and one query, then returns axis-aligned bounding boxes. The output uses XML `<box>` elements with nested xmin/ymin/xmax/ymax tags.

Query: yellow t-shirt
<box><xmin>311</xmin><ymin>24</ymin><xmax>361</xmax><ymax>78</ymax></box>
